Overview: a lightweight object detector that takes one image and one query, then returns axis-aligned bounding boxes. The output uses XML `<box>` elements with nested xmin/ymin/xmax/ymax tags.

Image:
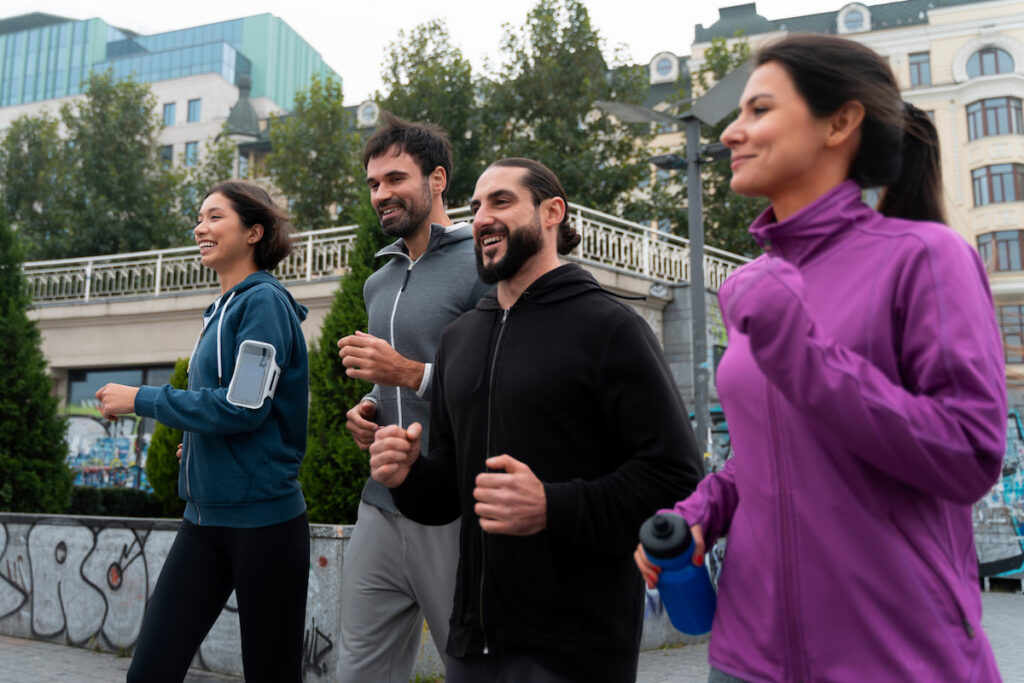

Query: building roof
<box><xmin>695</xmin><ymin>0</ymin><xmax>988</xmax><ymax>42</ymax></box>
<box><xmin>0</xmin><ymin>12</ymin><xmax>74</xmax><ymax>36</ymax></box>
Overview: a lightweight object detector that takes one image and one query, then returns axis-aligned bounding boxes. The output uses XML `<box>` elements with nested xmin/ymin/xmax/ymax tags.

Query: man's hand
<box><xmin>95</xmin><ymin>384</ymin><xmax>139</xmax><ymax>420</ymax></box>
<box><xmin>176</xmin><ymin>443</ymin><xmax>183</xmax><ymax>461</ymax></box>
<box><xmin>633</xmin><ymin>524</ymin><xmax>705</xmax><ymax>589</ymax></box>
<box><xmin>473</xmin><ymin>455</ymin><xmax>546</xmax><ymax>536</ymax></box>
<box><xmin>369</xmin><ymin>422</ymin><xmax>422</xmax><ymax>488</ymax></box>
<box><xmin>345</xmin><ymin>400</ymin><xmax>379</xmax><ymax>449</ymax></box>
<box><xmin>338</xmin><ymin>331</ymin><xmax>424</xmax><ymax>390</ymax></box>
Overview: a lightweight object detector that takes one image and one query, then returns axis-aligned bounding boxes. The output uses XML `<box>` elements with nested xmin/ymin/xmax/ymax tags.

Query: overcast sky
<box><xmin>9</xmin><ymin>1</ymin><xmax>828</xmax><ymax>105</ymax></box>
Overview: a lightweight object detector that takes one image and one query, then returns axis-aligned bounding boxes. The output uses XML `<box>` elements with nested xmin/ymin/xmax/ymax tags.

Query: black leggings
<box><xmin>127</xmin><ymin>512</ymin><xmax>310</xmax><ymax>683</ymax></box>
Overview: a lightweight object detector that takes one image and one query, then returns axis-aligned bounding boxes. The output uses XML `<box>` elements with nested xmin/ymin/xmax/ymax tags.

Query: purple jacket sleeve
<box><xmin>664</xmin><ymin>456</ymin><xmax>740</xmax><ymax>549</ymax></box>
<box><xmin>722</xmin><ymin>241</ymin><xmax>1005</xmax><ymax>504</ymax></box>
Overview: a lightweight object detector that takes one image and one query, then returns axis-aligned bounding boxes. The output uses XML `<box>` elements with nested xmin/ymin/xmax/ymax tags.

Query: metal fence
<box><xmin>24</xmin><ymin>205</ymin><xmax>749</xmax><ymax>305</ymax></box>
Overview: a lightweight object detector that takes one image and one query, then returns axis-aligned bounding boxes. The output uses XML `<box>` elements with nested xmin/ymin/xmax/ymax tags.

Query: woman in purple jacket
<box><xmin>636</xmin><ymin>35</ymin><xmax>1007</xmax><ymax>682</ymax></box>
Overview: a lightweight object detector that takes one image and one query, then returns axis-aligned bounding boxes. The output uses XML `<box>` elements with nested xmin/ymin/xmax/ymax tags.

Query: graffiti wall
<box><xmin>0</xmin><ymin>514</ymin><xmax>387</xmax><ymax>680</ymax></box>
<box><xmin>974</xmin><ymin>411</ymin><xmax>1024</xmax><ymax>578</ymax></box>
<box><xmin>66</xmin><ymin>404</ymin><xmax>151</xmax><ymax>491</ymax></box>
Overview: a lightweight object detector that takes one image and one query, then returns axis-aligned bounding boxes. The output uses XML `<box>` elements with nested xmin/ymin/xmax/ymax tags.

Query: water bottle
<box><xmin>639</xmin><ymin>512</ymin><xmax>716</xmax><ymax>635</ymax></box>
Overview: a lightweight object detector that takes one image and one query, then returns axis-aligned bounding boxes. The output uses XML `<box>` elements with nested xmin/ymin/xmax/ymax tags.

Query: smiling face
<box><xmin>720</xmin><ymin>61</ymin><xmax>834</xmax><ymax>207</ymax></box>
<box><xmin>365</xmin><ymin>147</ymin><xmax>433</xmax><ymax>240</ymax></box>
<box><xmin>470</xmin><ymin>165</ymin><xmax>547</xmax><ymax>284</ymax></box>
<box><xmin>194</xmin><ymin>192</ymin><xmax>260</xmax><ymax>276</ymax></box>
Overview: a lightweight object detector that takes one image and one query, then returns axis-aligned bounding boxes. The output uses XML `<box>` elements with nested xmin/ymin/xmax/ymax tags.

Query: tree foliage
<box><xmin>0</xmin><ymin>202</ymin><xmax>72</xmax><ymax>513</ymax></box>
<box><xmin>0</xmin><ymin>71</ymin><xmax>230</xmax><ymax>261</ymax></box>
<box><xmin>300</xmin><ymin>196</ymin><xmax>391</xmax><ymax>523</ymax></box>
<box><xmin>145</xmin><ymin>357</ymin><xmax>189</xmax><ymax>517</ymax></box>
<box><xmin>58</xmin><ymin>71</ymin><xmax>183</xmax><ymax>258</ymax></box>
<box><xmin>377</xmin><ymin>20</ymin><xmax>481</xmax><ymax>207</ymax></box>
<box><xmin>479</xmin><ymin>0</ymin><xmax>651</xmax><ymax>212</ymax></box>
<box><xmin>266</xmin><ymin>73</ymin><xmax>364</xmax><ymax>230</ymax></box>
<box><xmin>640</xmin><ymin>36</ymin><xmax>766</xmax><ymax>256</ymax></box>
<box><xmin>176</xmin><ymin>134</ymin><xmax>237</xmax><ymax>228</ymax></box>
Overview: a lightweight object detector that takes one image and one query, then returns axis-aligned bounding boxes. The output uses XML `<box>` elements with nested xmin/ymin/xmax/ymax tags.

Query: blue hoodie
<box><xmin>134</xmin><ymin>271</ymin><xmax>309</xmax><ymax>527</ymax></box>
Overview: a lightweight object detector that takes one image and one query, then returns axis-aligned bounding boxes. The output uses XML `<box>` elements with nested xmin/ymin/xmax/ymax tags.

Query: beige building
<box><xmin>641</xmin><ymin>0</ymin><xmax>1024</xmax><ymax>404</ymax></box>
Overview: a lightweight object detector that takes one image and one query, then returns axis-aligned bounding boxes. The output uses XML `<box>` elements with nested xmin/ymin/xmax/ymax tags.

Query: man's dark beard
<box><xmin>378</xmin><ymin>180</ymin><xmax>431</xmax><ymax>239</ymax></box>
<box><xmin>475</xmin><ymin>217</ymin><xmax>543</xmax><ymax>284</ymax></box>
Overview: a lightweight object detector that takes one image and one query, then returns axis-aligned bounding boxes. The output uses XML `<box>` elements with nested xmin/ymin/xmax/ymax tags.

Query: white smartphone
<box><xmin>226</xmin><ymin>340</ymin><xmax>281</xmax><ymax>409</ymax></box>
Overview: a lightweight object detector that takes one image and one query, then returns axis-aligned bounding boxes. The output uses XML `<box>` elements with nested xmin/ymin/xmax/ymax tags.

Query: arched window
<box><xmin>967</xmin><ymin>47</ymin><xmax>1015</xmax><ymax>78</ymax></box>
<box><xmin>844</xmin><ymin>10</ymin><xmax>864</xmax><ymax>32</ymax></box>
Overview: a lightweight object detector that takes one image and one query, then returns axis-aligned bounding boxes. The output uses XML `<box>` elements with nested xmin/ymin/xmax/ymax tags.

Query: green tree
<box><xmin>480</xmin><ymin>0</ymin><xmax>651</xmax><ymax>212</ymax></box>
<box><xmin>266</xmin><ymin>73</ymin><xmax>363</xmax><ymax>230</ymax></box>
<box><xmin>145</xmin><ymin>357</ymin><xmax>188</xmax><ymax>517</ymax></box>
<box><xmin>0</xmin><ymin>203</ymin><xmax>72</xmax><ymax>513</ymax></box>
<box><xmin>300</xmin><ymin>196</ymin><xmax>390</xmax><ymax>523</ymax></box>
<box><xmin>378</xmin><ymin>19</ymin><xmax>482</xmax><ymax>206</ymax></box>
<box><xmin>57</xmin><ymin>71</ymin><xmax>185</xmax><ymax>259</ymax></box>
<box><xmin>0</xmin><ymin>113</ymin><xmax>71</xmax><ymax>259</ymax></box>
<box><xmin>641</xmin><ymin>36</ymin><xmax>766</xmax><ymax>256</ymax></box>
<box><xmin>176</xmin><ymin>134</ymin><xmax>237</xmax><ymax>229</ymax></box>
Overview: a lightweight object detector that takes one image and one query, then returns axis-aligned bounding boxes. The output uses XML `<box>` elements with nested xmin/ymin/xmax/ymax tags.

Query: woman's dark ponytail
<box><xmin>756</xmin><ymin>35</ymin><xmax>946</xmax><ymax>224</ymax></box>
<box><xmin>876</xmin><ymin>103</ymin><xmax>945</xmax><ymax>224</ymax></box>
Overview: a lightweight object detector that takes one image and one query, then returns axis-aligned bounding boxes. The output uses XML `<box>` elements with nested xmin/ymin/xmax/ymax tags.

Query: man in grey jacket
<box><xmin>335</xmin><ymin>113</ymin><xmax>491</xmax><ymax>682</ymax></box>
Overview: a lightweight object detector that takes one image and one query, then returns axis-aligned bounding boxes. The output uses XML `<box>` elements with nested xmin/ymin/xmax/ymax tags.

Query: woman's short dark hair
<box><xmin>488</xmin><ymin>158</ymin><xmax>581</xmax><ymax>255</ymax></box>
<box><xmin>755</xmin><ymin>34</ymin><xmax>944</xmax><ymax>224</ymax></box>
<box><xmin>204</xmin><ymin>180</ymin><xmax>294</xmax><ymax>270</ymax></box>
<box><xmin>363</xmin><ymin>112</ymin><xmax>453</xmax><ymax>203</ymax></box>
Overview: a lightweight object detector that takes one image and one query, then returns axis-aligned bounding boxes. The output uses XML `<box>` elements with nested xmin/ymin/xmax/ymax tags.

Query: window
<box><xmin>909</xmin><ymin>52</ymin><xmax>931</xmax><ymax>87</ymax></box>
<box><xmin>967</xmin><ymin>48</ymin><xmax>1015</xmax><ymax>78</ymax></box>
<box><xmin>973</xmin><ymin>164</ymin><xmax>1024</xmax><ymax>205</ymax></box>
<box><xmin>187</xmin><ymin>98</ymin><xmax>201</xmax><ymax>123</ymax></box>
<box><xmin>162</xmin><ymin>102</ymin><xmax>176</xmax><ymax>127</ymax></box>
<box><xmin>239</xmin><ymin>151</ymin><xmax>250</xmax><ymax>178</ymax></box>
<box><xmin>160</xmin><ymin>145</ymin><xmax>173</xmax><ymax>167</ymax></box>
<box><xmin>184</xmin><ymin>141</ymin><xmax>199</xmax><ymax>167</ymax></box>
<box><xmin>967</xmin><ymin>97</ymin><xmax>1024</xmax><ymax>140</ymax></box>
<box><xmin>656</xmin><ymin>58</ymin><xmax>673</xmax><ymax>77</ymax></box>
<box><xmin>978</xmin><ymin>231</ymin><xmax>1024</xmax><ymax>272</ymax></box>
<box><xmin>844</xmin><ymin>10</ymin><xmax>864</xmax><ymax>32</ymax></box>
<box><xmin>998</xmin><ymin>305</ymin><xmax>1024</xmax><ymax>363</ymax></box>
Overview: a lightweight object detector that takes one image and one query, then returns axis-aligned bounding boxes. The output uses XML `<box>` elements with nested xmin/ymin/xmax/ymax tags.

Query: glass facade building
<box><xmin>0</xmin><ymin>12</ymin><xmax>336</xmax><ymax>111</ymax></box>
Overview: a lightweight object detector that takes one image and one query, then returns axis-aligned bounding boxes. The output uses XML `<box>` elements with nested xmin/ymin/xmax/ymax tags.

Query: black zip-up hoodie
<box><xmin>393</xmin><ymin>263</ymin><xmax>703</xmax><ymax>682</ymax></box>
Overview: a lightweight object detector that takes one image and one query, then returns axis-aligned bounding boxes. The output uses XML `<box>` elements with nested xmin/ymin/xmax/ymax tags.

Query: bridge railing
<box><xmin>24</xmin><ymin>205</ymin><xmax>749</xmax><ymax>305</ymax></box>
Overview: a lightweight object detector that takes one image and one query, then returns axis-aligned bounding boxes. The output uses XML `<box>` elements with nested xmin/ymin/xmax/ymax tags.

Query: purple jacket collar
<box><xmin>749</xmin><ymin>179</ymin><xmax>869</xmax><ymax>265</ymax></box>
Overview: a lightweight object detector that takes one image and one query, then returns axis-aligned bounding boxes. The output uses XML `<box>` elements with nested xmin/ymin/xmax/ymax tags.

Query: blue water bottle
<box><xmin>639</xmin><ymin>512</ymin><xmax>716</xmax><ymax>635</ymax></box>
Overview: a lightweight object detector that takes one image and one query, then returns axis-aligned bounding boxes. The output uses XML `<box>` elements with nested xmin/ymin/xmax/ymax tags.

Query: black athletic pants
<box><xmin>127</xmin><ymin>512</ymin><xmax>310</xmax><ymax>683</ymax></box>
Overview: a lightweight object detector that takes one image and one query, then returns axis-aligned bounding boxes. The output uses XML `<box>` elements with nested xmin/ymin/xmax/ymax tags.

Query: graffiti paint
<box><xmin>974</xmin><ymin>411</ymin><xmax>1024</xmax><ymax>578</ymax></box>
<box><xmin>0</xmin><ymin>514</ymin><xmax>350</xmax><ymax>680</ymax></box>
<box><xmin>66</xmin><ymin>405</ymin><xmax>152</xmax><ymax>491</ymax></box>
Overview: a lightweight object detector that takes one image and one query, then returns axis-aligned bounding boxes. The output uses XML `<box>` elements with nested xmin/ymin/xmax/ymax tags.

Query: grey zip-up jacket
<box><xmin>360</xmin><ymin>222</ymin><xmax>491</xmax><ymax>512</ymax></box>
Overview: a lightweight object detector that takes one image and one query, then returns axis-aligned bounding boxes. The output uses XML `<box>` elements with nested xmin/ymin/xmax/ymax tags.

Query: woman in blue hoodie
<box><xmin>96</xmin><ymin>180</ymin><xmax>310</xmax><ymax>683</ymax></box>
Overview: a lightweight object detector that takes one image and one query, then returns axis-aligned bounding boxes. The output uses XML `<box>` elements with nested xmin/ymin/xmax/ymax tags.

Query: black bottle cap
<box><xmin>639</xmin><ymin>512</ymin><xmax>692</xmax><ymax>559</ymax></box>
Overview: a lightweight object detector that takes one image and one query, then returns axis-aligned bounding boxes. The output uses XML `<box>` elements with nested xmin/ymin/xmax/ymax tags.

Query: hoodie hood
<box><xmin>475</xmin><ymin>263</ymin><xmax>605</xmax><ymax>311</ymax></box>
<box><xmin>375</xmin><ymin>221</ymin><xmax>474</xmax><ymax>260</ymax></box>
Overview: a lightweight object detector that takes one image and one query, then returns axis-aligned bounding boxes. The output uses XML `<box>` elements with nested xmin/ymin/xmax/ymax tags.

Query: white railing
<box><xmin>24</xmin><ymin>205</ymin><xmax>749</xmax><ymax>305</ymax></box>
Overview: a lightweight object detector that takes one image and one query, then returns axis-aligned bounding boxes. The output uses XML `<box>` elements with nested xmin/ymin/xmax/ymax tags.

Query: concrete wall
<box><xmin>0</xmin><ymin>513</ymin><xmax>694</xmax><ymax>680</ymax></box>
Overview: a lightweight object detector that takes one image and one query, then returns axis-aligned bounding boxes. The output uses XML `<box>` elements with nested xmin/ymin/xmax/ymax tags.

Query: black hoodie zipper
<box><xmin>479</xmin><ymin>306</ymin><xmax>510</xmax><ymax>654</ymax></box>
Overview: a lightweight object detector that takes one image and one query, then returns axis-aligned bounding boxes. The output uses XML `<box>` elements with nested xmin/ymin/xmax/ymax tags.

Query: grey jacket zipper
<box><xmin>480</xmin><ymin>307</ymin><xmax>510</xmax><ymax>654</ymax></box>
<box><xmin>389</xmin><ymin>259</ymin><xmax>415</xmax><ymax>428</ymax></box>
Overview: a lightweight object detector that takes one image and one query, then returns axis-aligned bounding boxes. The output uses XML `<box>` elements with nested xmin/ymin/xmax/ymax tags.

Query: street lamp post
<box><xmin>597</xmin><ymin>60</ymin><xmax>751</xmax><ymax>459</ymax></box>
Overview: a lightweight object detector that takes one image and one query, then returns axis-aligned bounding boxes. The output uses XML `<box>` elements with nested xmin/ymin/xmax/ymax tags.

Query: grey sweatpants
<box><xmin>336</xmin><ymin>501</ymin><xmax>460</xmax><ymax>682</ymax></box>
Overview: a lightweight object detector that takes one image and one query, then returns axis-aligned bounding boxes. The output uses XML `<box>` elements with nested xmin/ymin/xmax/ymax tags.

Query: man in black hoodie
<box><xmin>370</xmin><ymin>158</ymin><xmax>703</xmax><ymax>682</ymax></box>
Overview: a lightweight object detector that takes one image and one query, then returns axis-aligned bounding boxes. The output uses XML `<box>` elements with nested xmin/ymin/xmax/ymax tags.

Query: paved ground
<box><xmin>0</xmin><ymin>592</ymin><xmax>1019</xmax><ymax>682</ymax></box>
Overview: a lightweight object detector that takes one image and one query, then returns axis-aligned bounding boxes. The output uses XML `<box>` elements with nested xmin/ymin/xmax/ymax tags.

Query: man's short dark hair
<box><xmin>488</xmin><ymin>158</ymin><xmax>581</xmax><ymax>255</ymax></box>
<box><xmin>363</xmin><ymin>112</ymin><xmax>453</xmax><ymax>203</ymax></box>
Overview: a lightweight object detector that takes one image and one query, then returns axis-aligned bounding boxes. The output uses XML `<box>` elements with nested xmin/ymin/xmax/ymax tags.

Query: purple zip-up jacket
<box><xmin>670</xmin><ymin>180</ymin><xmax>1006</xmax><ymax>682</ymax></box>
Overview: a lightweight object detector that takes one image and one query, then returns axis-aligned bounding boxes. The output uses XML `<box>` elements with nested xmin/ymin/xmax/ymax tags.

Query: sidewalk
<box><xmin>0</xmin><ymin>593</ymin><xmax>1019</xmax><ymax>682</ymax></box>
